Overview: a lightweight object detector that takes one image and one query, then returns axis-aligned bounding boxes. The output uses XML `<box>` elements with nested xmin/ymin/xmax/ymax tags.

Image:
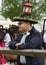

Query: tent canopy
<box><xmin>0</xmin><ymin>20</ymin><xmax>18</xmax><ymax>26</ymax></box>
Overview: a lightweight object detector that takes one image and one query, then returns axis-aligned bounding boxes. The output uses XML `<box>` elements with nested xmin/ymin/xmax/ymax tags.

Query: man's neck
<box><xmin>26</xmin><ymin>26</ymin><xmax>32</xmax><ymax>32</ymax></box>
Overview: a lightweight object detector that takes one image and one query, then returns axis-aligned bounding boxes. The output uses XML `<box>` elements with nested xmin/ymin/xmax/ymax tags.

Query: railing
<box><xmin>0</xmin><ymin>47</ymin><xmax>46</xmax><ymax>58</ymax></box>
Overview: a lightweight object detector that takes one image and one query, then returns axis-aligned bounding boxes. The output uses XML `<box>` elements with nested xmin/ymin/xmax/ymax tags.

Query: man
<box><xmin>9</xmin><ymin>17</ymin><xmax>44</xmax><ymax>65</ymax></box>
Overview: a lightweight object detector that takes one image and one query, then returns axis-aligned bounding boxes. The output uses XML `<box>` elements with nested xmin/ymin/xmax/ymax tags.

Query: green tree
<box><xmin>1</xmin><ymin>0</ymin><xmax>46</xmax><ymax>21</ymax></box>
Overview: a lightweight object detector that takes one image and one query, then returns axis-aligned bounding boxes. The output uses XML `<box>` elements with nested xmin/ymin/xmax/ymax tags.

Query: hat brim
<box><xmin>13</xmin><ymin>17</ymin><xmax>38</xmax><ymax>24</ymax></box>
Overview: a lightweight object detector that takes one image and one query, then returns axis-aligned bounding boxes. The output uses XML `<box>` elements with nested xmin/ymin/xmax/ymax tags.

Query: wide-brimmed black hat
<box><xmin>13</xmin><ymin>13</ymin><xmax>38</xmax><ymax>24</ymax></box>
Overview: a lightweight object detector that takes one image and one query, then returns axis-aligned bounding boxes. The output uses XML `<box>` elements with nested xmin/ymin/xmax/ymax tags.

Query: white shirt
<box><xmin>43</xmin><ymin>33</ymin><xmax>46</xmax><ymax>43</ymax></box>
<box><xmin>20</xmin><ymin>32</ymin><xmax>30</xmax><ymax>64</ymax></box>
<box><xmin>4</xmin><ymin>33</ymin><xmax>11</xmax><ymax>47</ymax></box>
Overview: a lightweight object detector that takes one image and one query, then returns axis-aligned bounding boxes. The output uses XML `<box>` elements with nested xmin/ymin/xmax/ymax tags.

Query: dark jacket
<box><xmin>9</xmin><ymin>27</ymin><xmax>44</xmax><ymax>65</ymax></box>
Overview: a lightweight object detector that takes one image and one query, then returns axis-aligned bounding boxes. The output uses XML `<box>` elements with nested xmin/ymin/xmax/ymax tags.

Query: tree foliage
<box><xmin>1</xmin><ymin>0</ymin><xmax>46</xmax><ymax>21</ymax></box>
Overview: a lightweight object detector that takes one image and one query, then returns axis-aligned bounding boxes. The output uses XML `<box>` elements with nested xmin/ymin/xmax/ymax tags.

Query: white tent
<box><xmin>0</xmin><ymin>19</ymin><xmax>18</xmax><ymax>29</ymax></box>
<box><xmin>12</xmin><ymin>22</ymin><xmax>19</xmax><ymax>26</ymax></box>
<box><xmin>0</xmin><ymin>20</ymin><xmax>18</xmax><ymax>26</ymax></box>
<box><xmin>34</xmin><ymin>24</ymin><xmax>42</xmax><ymax>32</ymax></box>
<box><xmin>0</xmin><ymin>20</ymin><xmax>13</xmax><ymax>25</ymax></box>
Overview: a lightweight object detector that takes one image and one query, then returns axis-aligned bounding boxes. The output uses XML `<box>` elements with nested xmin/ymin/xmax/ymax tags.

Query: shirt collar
<box><xmin>22</xmin><ymin>27</ymin><xmax>32</xmax><ymax>35</ymax></box>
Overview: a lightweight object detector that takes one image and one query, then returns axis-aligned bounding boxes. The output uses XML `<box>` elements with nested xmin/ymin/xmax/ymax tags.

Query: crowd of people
<box><xmin>0</xmin><ymin>26</ymin><xmax>18</xmax><ymax>65</ymax></box>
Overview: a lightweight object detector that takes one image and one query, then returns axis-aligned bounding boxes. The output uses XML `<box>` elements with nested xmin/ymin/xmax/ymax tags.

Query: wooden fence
<box><xmin>0</xmin><ymin>47</ymin><xmax>46</xmax><ymax>58</ymax></box>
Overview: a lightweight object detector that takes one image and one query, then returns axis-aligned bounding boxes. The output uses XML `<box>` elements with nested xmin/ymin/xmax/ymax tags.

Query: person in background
<box><xmin>0</xmin><ymin>29</ymin><xmax>6</xmax><ymax>64</ymax></box>
<box><xmin>9</xmin><ymin>16</ymin><xmax>44</xmax><ymax>65</ymax></box>
<box><xmin>4</xmin><ymin>29</ymin><xmax>11</xmax><ymax>47</ymax></box>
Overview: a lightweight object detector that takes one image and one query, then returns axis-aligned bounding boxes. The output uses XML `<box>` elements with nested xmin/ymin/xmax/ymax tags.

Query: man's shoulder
<box><xmin>30</xmin><ymin>27</ymin><xmax>41</xmax><ymax>37</ymax></box>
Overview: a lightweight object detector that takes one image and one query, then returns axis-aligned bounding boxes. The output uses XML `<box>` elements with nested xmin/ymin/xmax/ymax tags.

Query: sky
<box><xmin>0</xmin><ymin>0</ymin><xmax>5</xmax><ymax>20</ymax></box>
<box><xmin>0</xmin><ymin>0</ymin><xmax>2</xmax><ymax>9</ymax></box>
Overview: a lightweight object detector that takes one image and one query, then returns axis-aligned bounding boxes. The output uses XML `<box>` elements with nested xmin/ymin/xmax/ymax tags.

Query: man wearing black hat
<box><xmin>9</xmin><ymin>17</ymin><xmax>44</xmax><ymax>65</ymax></box>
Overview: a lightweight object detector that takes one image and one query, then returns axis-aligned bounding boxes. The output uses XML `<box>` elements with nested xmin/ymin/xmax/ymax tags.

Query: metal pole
<box><xmin>42</xmin><ymin>19</ymin><xmax>45</xmax><ymax>36</ymax></box>
<box><xmin>42</xmin><ymin>19</ymin><xmax>46</xmax><ymax>47</ymax></box>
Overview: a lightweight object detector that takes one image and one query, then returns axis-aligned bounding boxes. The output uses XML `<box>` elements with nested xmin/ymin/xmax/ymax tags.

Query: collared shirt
<box><xmin>20</xmin><ymin>34</ymin><xmax>27</xmax><ymax>64</ymax></box>
<box><xmin>20</xmin><ymin>27</ymin><xmax>32</xmax><ymax>64</ymax></box>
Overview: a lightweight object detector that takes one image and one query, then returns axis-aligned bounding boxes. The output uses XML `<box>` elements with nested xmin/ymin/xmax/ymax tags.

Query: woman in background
<box><xmin>0</xmin><ymin>29</ymin><xmax>6</xmax><ymax>64</ymax></box>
